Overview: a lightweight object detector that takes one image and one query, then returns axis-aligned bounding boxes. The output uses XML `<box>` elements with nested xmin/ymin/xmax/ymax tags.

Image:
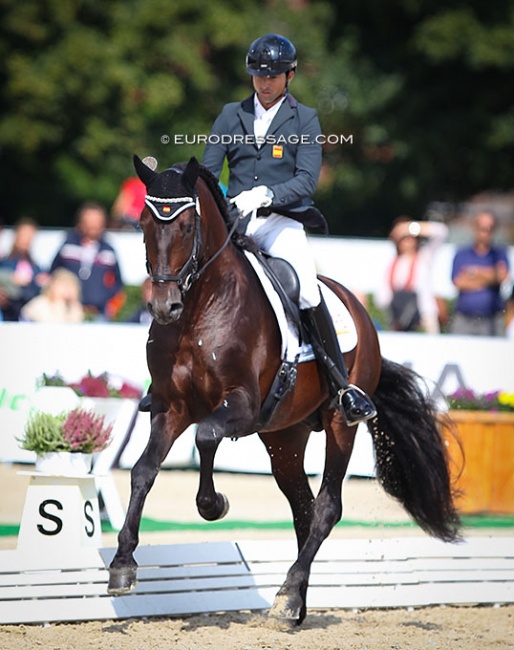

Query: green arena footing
<box><xmin>1</xmin><ymin>515</ymin><xmax>513</xmax><ymax>538</ymax></box>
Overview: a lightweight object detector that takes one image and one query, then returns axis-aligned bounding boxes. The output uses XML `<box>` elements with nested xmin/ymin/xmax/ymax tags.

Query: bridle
<box><xmin>145</xmin><ymin>188</ymin><xmax>240</xmax><ymax>296</ymax></box>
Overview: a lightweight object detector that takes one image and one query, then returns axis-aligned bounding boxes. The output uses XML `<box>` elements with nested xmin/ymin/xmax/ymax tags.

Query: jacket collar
<box><xmin>238</xmin><ymin>93</ymin><xmax>297</xmax><ymax>137</ymax></box>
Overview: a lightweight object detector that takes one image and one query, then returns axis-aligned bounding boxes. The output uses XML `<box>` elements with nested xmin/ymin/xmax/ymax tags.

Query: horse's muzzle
<box><xmin>147</xmin><ymin>296</ymin><xmax>183</xmax><ymax>324</ymax></box>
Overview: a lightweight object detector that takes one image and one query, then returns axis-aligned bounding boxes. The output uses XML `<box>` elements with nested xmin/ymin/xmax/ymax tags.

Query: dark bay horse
<box><xmin>108</xmin><ymin>156</ymin><xmax>460</xmax><ymax>624</ymax></box>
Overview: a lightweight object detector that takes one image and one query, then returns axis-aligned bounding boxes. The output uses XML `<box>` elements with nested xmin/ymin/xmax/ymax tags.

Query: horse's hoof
<box><xmin>107</xmin><ymin>566</ymin><xmax>137</xmax><ymax>596</ymax></box>
<box><xmin>268</xmin><ymin>593</ymin><xmax>302</xmax><ymax>627</ymax></box>
<box><xmin>267</xmin><ymin>614</ymin><xmax>299</xmax><ymax>631</ymax></box>
<box><xmin>216</xmin><ymin>493</ymin><xmax>230</xmax><ymax>519</ymax></box>
<box><xmin>197</xmin><ymin>492</ymin><xmax>230</xmax><ymax>521</ymax></box>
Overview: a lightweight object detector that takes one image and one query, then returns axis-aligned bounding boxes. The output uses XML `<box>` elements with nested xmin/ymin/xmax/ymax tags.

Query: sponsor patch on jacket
<box><xmin>272</xmin><ymin>145</ymin><xmax>283</xmax><ymax>159</ymax></box>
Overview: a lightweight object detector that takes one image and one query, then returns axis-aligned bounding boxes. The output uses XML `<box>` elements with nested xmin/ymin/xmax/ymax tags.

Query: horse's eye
<box><xmin>184</xmin><ymin>223</ymin><xmax>194</xmax><ymax>236</ymax></box>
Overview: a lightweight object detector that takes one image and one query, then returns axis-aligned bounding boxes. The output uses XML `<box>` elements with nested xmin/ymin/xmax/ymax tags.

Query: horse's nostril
<box><xmin>169</xmin><ymin>302</ymin><xmax>183</xmax><ymax>317</ymax></box>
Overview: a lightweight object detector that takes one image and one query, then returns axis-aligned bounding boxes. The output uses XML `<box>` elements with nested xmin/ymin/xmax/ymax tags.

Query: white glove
<box><xmin>230</xmin><ymin>186</ymin><xmax>274</xmax><ymax>217</ymax></box>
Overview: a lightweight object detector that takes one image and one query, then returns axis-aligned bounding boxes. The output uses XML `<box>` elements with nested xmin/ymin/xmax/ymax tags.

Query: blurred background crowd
<box><xmin>0</xmin><ymin>1</ymin><xmax>513</xmax><ymax>334</ymax></box>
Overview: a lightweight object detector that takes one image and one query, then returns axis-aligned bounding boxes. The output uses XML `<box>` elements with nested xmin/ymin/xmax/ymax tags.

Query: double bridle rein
<box><xmin>145</xmin><ymin>193</ymin><xmax>240</xmax><ymax>296</ymax></box>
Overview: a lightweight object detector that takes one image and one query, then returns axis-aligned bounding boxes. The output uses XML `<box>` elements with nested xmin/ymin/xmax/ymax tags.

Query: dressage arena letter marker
<box><xmin>37</xmin><ymin>499</ymin><xmax>63</xmax><ymax>535</ymax></box>
<box><xmin>17</xmin><ymin>474</ymin><xmax>102</xmax><ymax>552</ymax></box>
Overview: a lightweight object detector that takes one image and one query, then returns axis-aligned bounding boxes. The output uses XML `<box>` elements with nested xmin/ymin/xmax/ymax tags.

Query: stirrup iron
<box><xmin>335</xmin><ymin>384</ymin><xmax>377</xmax><ymax>426</ymax></box>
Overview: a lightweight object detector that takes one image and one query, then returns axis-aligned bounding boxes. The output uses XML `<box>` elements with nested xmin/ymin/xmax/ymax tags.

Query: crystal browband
<box><xmin>144</xmin><ymin>195</ymin><xmax>196</xmax><ymax>221</ymax></box>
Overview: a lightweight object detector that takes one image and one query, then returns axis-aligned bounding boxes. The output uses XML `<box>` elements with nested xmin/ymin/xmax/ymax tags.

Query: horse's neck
<box><xmin>197</xmin><ymin>180</ymin><xmax>236</xmax><ymax>255</ymax></box>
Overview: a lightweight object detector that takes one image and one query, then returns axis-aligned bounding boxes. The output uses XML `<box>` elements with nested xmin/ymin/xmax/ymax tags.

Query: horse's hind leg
<box><xmin>269</xmin><ymin>411</ymin><xmax>356</xmax><ymax>625</ymax></box>
<box><xmin>108</xmin><ymin>411</ymin><xmax>182</xmax><ymax>595</ymax></box>
<box><xmin>259</xmin><ymin>424</ymin><xmax>314</xmax><ymax>550</ymax></box>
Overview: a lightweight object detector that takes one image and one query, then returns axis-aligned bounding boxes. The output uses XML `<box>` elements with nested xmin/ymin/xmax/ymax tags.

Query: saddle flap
<box><xmin>264</xmin><ymin>257</ymin><xmax>301</xmax><ymax>305</ymax></box>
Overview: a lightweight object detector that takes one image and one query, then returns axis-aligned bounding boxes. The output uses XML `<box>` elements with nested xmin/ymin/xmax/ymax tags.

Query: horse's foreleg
<box><xmin>270</xmin><ymin>412</ymin><xmax>355</xmax><ymax>625</ymax></box>
<box><xmin>195</xmin><ymin>388</ymin><xmax>257</xmax><ymax>521</ymax></box>
<box><xmin>108</xmin><ymin>412</ymin><xmax>181</xmax><ymax>595</ymax></box>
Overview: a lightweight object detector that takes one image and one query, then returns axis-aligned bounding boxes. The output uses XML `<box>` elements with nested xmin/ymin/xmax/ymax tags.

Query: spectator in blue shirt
<box><xmin>50</xmin><ymin>203</ymin><xmax>125</xmax><ymax>320</ymax></box>
<box><xmin>450</xmin><ymin>211</ymin><xmax>510</xmax><ymax>336</ymax></box>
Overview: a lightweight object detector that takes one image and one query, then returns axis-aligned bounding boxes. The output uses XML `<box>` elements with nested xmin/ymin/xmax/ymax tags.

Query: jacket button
<box><xmin>254</xmin><ymin>175</ymin><xmax>258</xmax><ymax>180</ymax></box>
<box><xmin>256</xmin><ymin>154</ymin><xmax>261</xmax><ymax>160</ymax></box>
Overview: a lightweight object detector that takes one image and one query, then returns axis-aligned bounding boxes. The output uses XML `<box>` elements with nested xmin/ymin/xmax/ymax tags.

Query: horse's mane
<box><xmin>173</xmin><ymin>161</ymin><xmax>258</xmax><ymax>253</ymax></box>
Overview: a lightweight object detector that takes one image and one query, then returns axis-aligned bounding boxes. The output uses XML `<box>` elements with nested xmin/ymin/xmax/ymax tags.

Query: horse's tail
<box><xmin>367</xmin><ymin>357</ymin><xmax>462</xmax><ymax>542</ymax></box>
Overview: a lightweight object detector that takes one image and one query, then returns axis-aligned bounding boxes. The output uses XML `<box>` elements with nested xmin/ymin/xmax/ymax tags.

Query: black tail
<box><xmin>367</xmin><ymin>358</ymin><xmax>461</xmax><ymax>542</ymax></box>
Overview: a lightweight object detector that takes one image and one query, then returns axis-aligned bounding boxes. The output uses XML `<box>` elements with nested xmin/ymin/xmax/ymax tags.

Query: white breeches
<box><xmin>245</xmin><ymin>212</ymin><xmax>321</xmax><ymax>309</ymax></box>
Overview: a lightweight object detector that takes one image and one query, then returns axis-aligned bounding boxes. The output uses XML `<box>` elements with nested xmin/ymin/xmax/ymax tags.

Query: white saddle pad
<box><xmin>244</xmin><ymin>251</ymin><xmax>358</xmax><ymax>364</ymax></box>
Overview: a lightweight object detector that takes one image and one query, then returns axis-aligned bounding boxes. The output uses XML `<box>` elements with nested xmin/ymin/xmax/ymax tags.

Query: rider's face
<box><xmin>253</xmin><ymin>71</ymin><xmax>294</xmax><ymax>109</ymax></box>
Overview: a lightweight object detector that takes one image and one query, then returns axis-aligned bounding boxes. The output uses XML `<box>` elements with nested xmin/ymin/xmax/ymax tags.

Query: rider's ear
<box><xmin>182</xmin><ymin>157</ymin><xmax>200</xmax><ymax>195</ymax></box>
<box><xmin>133</xmin><ymin>154</ymin><xmax>158</xmax><ymax>188</ymax></box>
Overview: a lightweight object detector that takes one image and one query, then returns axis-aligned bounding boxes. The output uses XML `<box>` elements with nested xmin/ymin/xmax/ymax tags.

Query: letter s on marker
<box><xmin>37</xmin><ymin>499</ymin><xmax>64</xmax><ymax>536</ymax></box>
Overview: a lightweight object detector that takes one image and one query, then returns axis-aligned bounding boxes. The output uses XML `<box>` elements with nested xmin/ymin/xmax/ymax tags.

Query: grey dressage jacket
<box><xmin>202</xmin><ymin>93</ymin><xmax>327</xmax><ymax>232</ymax></box>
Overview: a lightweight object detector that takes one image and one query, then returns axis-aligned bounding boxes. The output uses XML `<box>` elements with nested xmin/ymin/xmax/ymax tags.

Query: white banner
<box><xmin>1</xmin><ymin>323</ymin><xmax>513</xmax><ymax>474</ymax></box>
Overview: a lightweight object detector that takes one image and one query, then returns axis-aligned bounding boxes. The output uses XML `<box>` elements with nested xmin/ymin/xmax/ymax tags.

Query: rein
<box><xmin>146</xmin><ymin>199</ymin><xmax>241</xmax><ymax>295</ymax></box>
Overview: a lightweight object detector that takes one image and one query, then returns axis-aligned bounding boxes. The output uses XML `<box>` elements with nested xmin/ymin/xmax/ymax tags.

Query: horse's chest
<box><xmin>172</xmin><ymin>345</ymin><xmax>222</xmax><ymax>396</ymax></box>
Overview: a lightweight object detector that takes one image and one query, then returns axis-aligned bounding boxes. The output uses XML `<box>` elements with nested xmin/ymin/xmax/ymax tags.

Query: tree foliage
<box><xmin>1</xmin><ymin>0</ymin><xmax>513</xmax><ymax>235</ymax></box>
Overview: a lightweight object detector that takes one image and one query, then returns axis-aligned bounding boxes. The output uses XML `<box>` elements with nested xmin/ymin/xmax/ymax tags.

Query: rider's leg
<box><xmin>302</xmin><ymin>294</ymin><xmax>376</xmax><ymax>425</ymax></box>
<box><xmin>139</xmin><ymin>387</ymin><xmax>152</xmax><ymax>412</ymax></box>
<box><xmin>248</xmin><ymin>214</ymin><xmax>376</xmax><ymax>425</ymax></box>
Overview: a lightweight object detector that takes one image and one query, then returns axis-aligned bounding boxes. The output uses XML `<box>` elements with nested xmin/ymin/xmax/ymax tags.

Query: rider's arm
<box><xmin>268</xmin><ymin>108</ymin><xmax>322</xmax><ymax>207</ymax></box>
<box><xmin>202</xmin><ymin>111</ymin><xmax>229</xmax><ymax>179</ymax></box>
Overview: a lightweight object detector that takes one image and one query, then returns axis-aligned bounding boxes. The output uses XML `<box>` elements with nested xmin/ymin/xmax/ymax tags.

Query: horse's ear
<box><xmin>133</xmin><ymin>154</ymin><xmax>158</xmax><ymax>188</ymax></box>
<box><xmin>181</xmin><ymin>157</ymin><xmax>200</xmax><ymax>194</ymax></box>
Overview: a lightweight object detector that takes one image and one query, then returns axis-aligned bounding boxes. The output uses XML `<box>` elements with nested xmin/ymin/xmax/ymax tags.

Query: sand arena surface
<box><xmin>0</xmin><ymin>464</ymin><xmax>512</xmax><ymax>648</ymax></box>
<box><xmin>0</xmin><ymin>605</ymin><xmax>513</xmax><ymax>650</ymax></box>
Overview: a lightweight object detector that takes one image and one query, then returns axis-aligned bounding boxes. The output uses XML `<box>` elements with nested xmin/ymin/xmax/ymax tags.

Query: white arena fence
<box><xmin>0</xmin><ymin>537</ymin><xmax>513</xmax><ymax>624</ymax></box>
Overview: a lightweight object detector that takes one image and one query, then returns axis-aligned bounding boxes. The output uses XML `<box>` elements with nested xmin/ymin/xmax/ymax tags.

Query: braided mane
<box><xmin>180</xmin><ymin>161</ymin><xmax>257</xmax><ymax>253</ymax></box>
<box><xmin>170</xmin><ymin>160</ymin><xmax>257</xmax><ymax>252</ymax></box>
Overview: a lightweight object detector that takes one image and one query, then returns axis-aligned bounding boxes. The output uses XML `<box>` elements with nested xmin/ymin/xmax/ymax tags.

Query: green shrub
<box><xmin>19</xmin><ymin>412</ymin><xmax>69</xmax><ymax>455</ymax></box>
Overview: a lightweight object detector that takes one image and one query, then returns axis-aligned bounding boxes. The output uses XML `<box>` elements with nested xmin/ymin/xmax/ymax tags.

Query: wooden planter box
<box><xmin>444</xmin><ymin>410</ymin><xmax>514</xmax><ymax>515</ymax></box>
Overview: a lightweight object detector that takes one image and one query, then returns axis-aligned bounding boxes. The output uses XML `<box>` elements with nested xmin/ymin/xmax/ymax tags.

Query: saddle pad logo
<box><xmin>272</xmin><ymin>145</ymin><xmax>283</xmax><ymax>158</ymax></box>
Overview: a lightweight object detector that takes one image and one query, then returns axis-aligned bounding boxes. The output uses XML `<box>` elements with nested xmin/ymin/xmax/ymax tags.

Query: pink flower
<box><xmin>118</xmin><ymin>381</ymin><xmax>142</xmax><ymax>399</ymax></box>
<box><xmin>62</xmin><ymin>408</ymin><xmax>113</xmax><ymax>453</ymax></box>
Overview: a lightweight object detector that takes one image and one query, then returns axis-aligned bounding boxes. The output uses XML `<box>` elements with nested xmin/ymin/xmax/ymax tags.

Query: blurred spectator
<box><xmin>506</xmin><ymin>285</ymin><xmax>514</xmax><ymax>339</ymax></box>
<box><xmin>450</xmin><ymin>211</ymin><xmax>510</xmax><ymax>336</ymax></box>
<box><xmin>0</xmin><ymin>218</ymin><xmax>47</xmax><ymax>321</ymax></box>
<box><xmin>21</xmin><ymin>268</ymin><xmax>84</xmax><ymax>323</ymax></box>
<box><xmin>50</xmin><ymin>202</ymin><xmax>125</xmax><ymax>320</ymax></box>
<box><xmin>126</xmin><ymin>277</ymin><xmax>153</xmax><ymax>325</ymax></box>
<box><xmin>110</xmin><ymin>176</ymin><xmax>146</xmax><ymax>230</ymax></box>
<box><xmin>0</xmin><ymin>217</ymin><xmax>4</xmax><ymax>258</ymax></box>
<box><xmin>374</xmin><ymin>218</ymin><xmax>448</xmax><ymax>333</ymax></box>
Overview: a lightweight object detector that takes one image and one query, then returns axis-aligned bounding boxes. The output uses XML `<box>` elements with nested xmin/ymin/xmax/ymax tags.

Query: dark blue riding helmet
<box><xmin>245</xmin><ymin>33</ymin><xmax>297</xmax><ymax>77</ymax></box>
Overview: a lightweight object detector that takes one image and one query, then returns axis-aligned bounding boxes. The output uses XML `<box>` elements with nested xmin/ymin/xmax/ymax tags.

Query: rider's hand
<box><xmin>230</xmin><ymin>186</ymin><xmax>274</xmax><ymax>217</ymax></box>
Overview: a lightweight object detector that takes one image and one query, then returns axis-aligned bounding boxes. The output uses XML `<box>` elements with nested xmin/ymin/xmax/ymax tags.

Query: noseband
<box><xmin>145</xmin><ymin>192</ymin><xmax>240</xmax><ymax>296</ymax></box>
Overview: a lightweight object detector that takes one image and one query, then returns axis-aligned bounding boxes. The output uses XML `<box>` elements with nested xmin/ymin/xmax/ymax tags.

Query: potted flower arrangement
<box><xmin>19</xmin><ymin>407</ymin><xmax>113</xmax><ymax>476</ymax></box>
<box><xmin>34</xmin><ymin>371</ymin><xmax>143</xmax><ymax>440</ymax></box>
<box><xmin>444</xmin><ymin>388</ymin><xmax>514</xmax><ymax>515</ymax></box>
<box><xmin>39</xmin><ymin>371</ymin><xmax>142</xmax><ymax>399</ymax></box>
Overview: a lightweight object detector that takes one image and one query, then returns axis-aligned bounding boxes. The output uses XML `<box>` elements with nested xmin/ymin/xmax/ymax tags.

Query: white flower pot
<box><xmin>35</xmin><ymin>451</ymin><xmax>93</xmax><ymax>476</ymax></box>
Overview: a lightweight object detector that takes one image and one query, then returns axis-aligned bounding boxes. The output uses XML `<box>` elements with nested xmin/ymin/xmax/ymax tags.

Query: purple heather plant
<box><xmin>62</xmin><ymin>408</ymin><xmax>113</xmax><ymax>453</ymax></box>
<box><xmin>446</xmin><ymin>388</ymin><xmax>514</xmax><ymax>412</ymax></box>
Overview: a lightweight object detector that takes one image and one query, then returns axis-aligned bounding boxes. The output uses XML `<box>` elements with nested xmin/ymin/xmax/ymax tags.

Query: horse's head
<box><xmin>135</xmin><ymin>155</ymin><xmax>201</xmax><ymax>325</ymax></box>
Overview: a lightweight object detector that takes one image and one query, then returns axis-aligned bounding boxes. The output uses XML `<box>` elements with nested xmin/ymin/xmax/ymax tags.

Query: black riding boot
<box><xmin>302</xmin><ymin>297</ymin><xmax>377</xmax><ymax>426</ymax></box>
<box><xmin>139</xmin><ymin>386</ymin><xmax>152</xmax><ymax>412</ymax></box>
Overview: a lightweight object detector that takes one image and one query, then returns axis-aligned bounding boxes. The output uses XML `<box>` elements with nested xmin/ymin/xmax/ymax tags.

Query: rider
<box><xmin>202</xmin><ymin>33</ymin><xmax>376</xmax><ymax>425</ymax></box>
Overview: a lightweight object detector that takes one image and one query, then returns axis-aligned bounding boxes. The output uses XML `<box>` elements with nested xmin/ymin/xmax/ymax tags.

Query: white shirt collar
<box><xmin>253</xmin><ymin>93</ymin><xmax>286</xmax><ymax>121</ymax></box>
<box><xmin>253</xmin><ymin>93</ymin><xmax>286</xmax><ymax>143</ymax></box>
